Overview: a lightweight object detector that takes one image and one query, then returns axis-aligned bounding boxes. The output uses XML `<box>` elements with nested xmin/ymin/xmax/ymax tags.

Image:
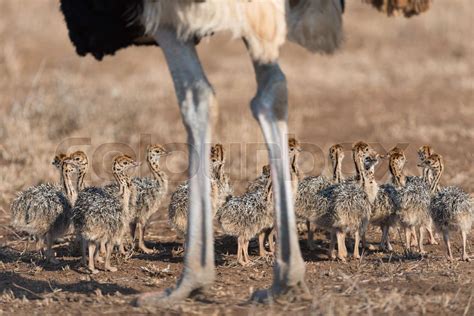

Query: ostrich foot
<box><xmin>135</xmin><ymin>276</ymin><xmax>214</xmax><ymax>308</ymax></box>
<box><xmin>89</xmin><ymin>268</ymin><xmax>99</xmax><ymax>274</ymax></box>
<box><xmin>428</xmin><ymin>238</ymin><xmax>439</xmax><ymax>245</ymax></box>
<box><xmin>139</xmin><ymin>244</ymin><xmax>155</xmax><ymax>254</ymax></box>
<box><xmin>366</xmin><ymin>244</ymin><xmax>377</xmax><ymax>251</ymax></box>
<box><xmin>380</xmin><ymin>242</ymin><xmax>393</xmax><ymax>252</ymax></box>
<box><xmin>251</xmin><ymin>280</ymin><xmax>311</xmax><ymax>304</ymax></box>
<box><xmin>238</xmin><ymin>258</ymin><xmax>251</xmax><ymax>266</ymax></box>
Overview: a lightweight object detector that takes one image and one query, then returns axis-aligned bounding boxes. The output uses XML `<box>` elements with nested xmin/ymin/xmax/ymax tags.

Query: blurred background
<box><xmin>0</xmin><ymin>0</ymin><xmax>472</xmax><ymax>212</ymax></box>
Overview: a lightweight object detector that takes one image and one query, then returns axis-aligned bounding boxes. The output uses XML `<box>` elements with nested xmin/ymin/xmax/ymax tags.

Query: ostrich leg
<box><xmin>137</xmin><ymin>28</ymin><xmax>215</xmax><ymax>306</ymax></box>
<box><xmin>249</xmin><ymin>61</ymin><xmax>310</xmax><ymax>302</ymax></box>
<box><xmin>461</xmin><ymin>230</ymin><xmax>470</xmax><ymax>262</ymax></box>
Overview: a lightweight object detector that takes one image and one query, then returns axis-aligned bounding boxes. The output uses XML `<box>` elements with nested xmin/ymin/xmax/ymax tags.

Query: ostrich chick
<box><xmin>311</xmin><ymin>150</ymin><xmax>379</xmax><ymax>261</ymax></box>
<box><xmin>11</xmin><ymin>155</ymin><xmax>77</xmax><ymax>263</ymax></box>
<box><xmin>422</xmin><ymin>154</ymin><xmax>472</xmax><ymax>261</ymax></box>
<box><xmin>394</xmin><ymin>152</ymin><xmax>433</xmax><ymax>255</ymax></box>
<box><xmin>217</xmin><ymin>172</ymin><xmax>273</xmax><ymax>265</ymax></box>
<box><xmin>217</xmin><ymin>138</ymin><xmax>301</xmax><ymax>265</ymax></box>
<box><xmin>72</xmin><ymin>155</ymin><xmax>139</xmax><ymax>273</ymax></box>
<box><xmin>295</xmin><ymin>143</ymin><xmax>344</xmax><ymax>250</ymax></box>
<box><xmin>131</xmin><ymin>144</ymin><xmax>169</xmax><ymax>253</ymax></box>
<box><xmin>370</xmin><ymin>152</ymin><xmax>405</xmax><ymax>251</ymax></box>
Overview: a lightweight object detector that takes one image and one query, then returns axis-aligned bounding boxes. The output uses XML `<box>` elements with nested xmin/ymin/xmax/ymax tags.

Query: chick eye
<box><xmin>124</xmin><ymin>161</ymin><xmax>128</xmax><ymax>165</ymax></box>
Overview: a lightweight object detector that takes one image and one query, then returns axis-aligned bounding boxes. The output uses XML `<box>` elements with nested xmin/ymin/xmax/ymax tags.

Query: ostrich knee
<box><xmin>180</xmin><ymin>82</ymin><xmax>215</xmax><ymax>141</ymax></box>
<box><xmin>250</xmin><ymin>65</ymin><xmax>287</xmax><ymax>124</ymax></box>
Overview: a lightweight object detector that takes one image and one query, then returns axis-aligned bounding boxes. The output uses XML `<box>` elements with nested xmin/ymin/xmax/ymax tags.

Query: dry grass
<box><xmin>0</xmin><ymin>0</ymin><xmax>473</xmax><ymax>314</ymax></box>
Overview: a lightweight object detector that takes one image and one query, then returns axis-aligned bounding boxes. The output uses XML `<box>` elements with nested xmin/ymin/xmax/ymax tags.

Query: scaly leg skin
<box><xmin>418</xmin><ymin>227</ymin><xmax>426</xmax><ymax>255</ymax></box>
<box><xmin>243</xmin><ymin>239</ymin><xmax>251</xmax><ymax>265</ymax></box>
<box><xmin>258</xmin><ymin>232</ymin><xmax>269</xmax><ymax>257</ymax></box>
<box><xmin>94</xmin><ymin>241</ymin><xmax>107</xmax><ymax>263</ymax></box>
<box><xmin>336</xmin><ymin>231</ymin><xmax>347</xmax><ymax>262</ymax></box>
<box><xmin>138</xmin><ymin>223</ymin><xmax>154</xmax><ymax>254</ymax></box>
<box><xmin>426</xmin><ymin>226</ymin><xmax>438</xmax><ymax>245</ymax></box>
<box><xmin>88</xmin><ymin>242</ymin><xmax>99</xmax><ymax>274</ymax></box>
<box><xmin>45</xmin><ymin>232</ymin><xmax>59</xmax><ymax>264</ymax></box>
<box><xmin>341</xmin><ymin>233</ymin><xmax>348</xmax><ymax>258</ymax></box>
<box><xmin>248</xmin><ymin>61</ymin><xmax>310</xmax><ymax>303</ymax></box>
<box><xmin>136</xmin><ymin>29</ymin><xmax>215</xmax><ymax>308</ymax></box>
<box><xmin>100</xmin><ymin>240</ymin><xmax>106</xmax><ymax>255</ymax></box>
<box><xmin>307</xmin><ymin>220</ymin><xmax>316</xmax><ymax>251</ymax></box>
<box><xmin>461</xmin><ymin>230</ymin><xmax>470</xmax><ymax>262</ymax></box>
<box><xmin>353</xmin><ymin>231</ymin><xmax>361</xmax><ymax>259</ymax></box>
<box><xmin>93</xmin><ymin>240</ymin><xmax>105</xmax><ymax>263</ymax></box>
<box><xmin>104</xmin><ymin>241</ymin><xmax>118</xmax><ymax>272</ymax></box>
<box><xmin>329</xmin><ymin>230</ymin><xmax>337</xmax><ymax>259</ymax></box>
<box><xmin>237</xmin><ymin>236</ymin><xmax>246</xmax><ymax>266</ymax></box>
<box><xmin>95</xmin><ymin>245</ymin><xmax>104</xmax><ymax>264</ymax></box>
<box><xmin>442</xmin><ymin>229</ymin><xmax>453</xmax><ymax>261</ymax></box>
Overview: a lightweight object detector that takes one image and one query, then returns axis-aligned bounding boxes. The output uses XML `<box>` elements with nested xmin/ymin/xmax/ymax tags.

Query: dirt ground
<box><xmin>0</xmin><ymin>1</ymin><xmax>473</xmax><ymax>315</ymax></box>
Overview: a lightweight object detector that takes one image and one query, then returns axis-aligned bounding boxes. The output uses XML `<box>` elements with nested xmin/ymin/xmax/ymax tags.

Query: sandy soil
<box><xmin>0</xmin><ymin>0</ymin><xmax>473</xmax><ymax>314</ymax></box>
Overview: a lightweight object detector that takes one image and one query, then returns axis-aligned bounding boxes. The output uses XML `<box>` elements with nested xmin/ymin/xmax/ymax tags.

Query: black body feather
<box><xmin>60</xmin><ymin>0</ymin><xmax>154</xmax><ymax>60</ymax></box>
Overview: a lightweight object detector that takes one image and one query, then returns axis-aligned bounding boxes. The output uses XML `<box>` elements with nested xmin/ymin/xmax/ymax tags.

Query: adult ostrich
<box><xmin>59</xmin><ymin>0</ymin><xmax>431</xmax><ymax>305</ymax></box>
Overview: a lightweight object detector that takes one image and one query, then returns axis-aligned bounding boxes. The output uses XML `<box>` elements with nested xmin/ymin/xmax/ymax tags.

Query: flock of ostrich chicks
<box><xmin>9</xmin><ymin>140</ymin><xmax>473</xmax><ymax>273</ymax></box>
